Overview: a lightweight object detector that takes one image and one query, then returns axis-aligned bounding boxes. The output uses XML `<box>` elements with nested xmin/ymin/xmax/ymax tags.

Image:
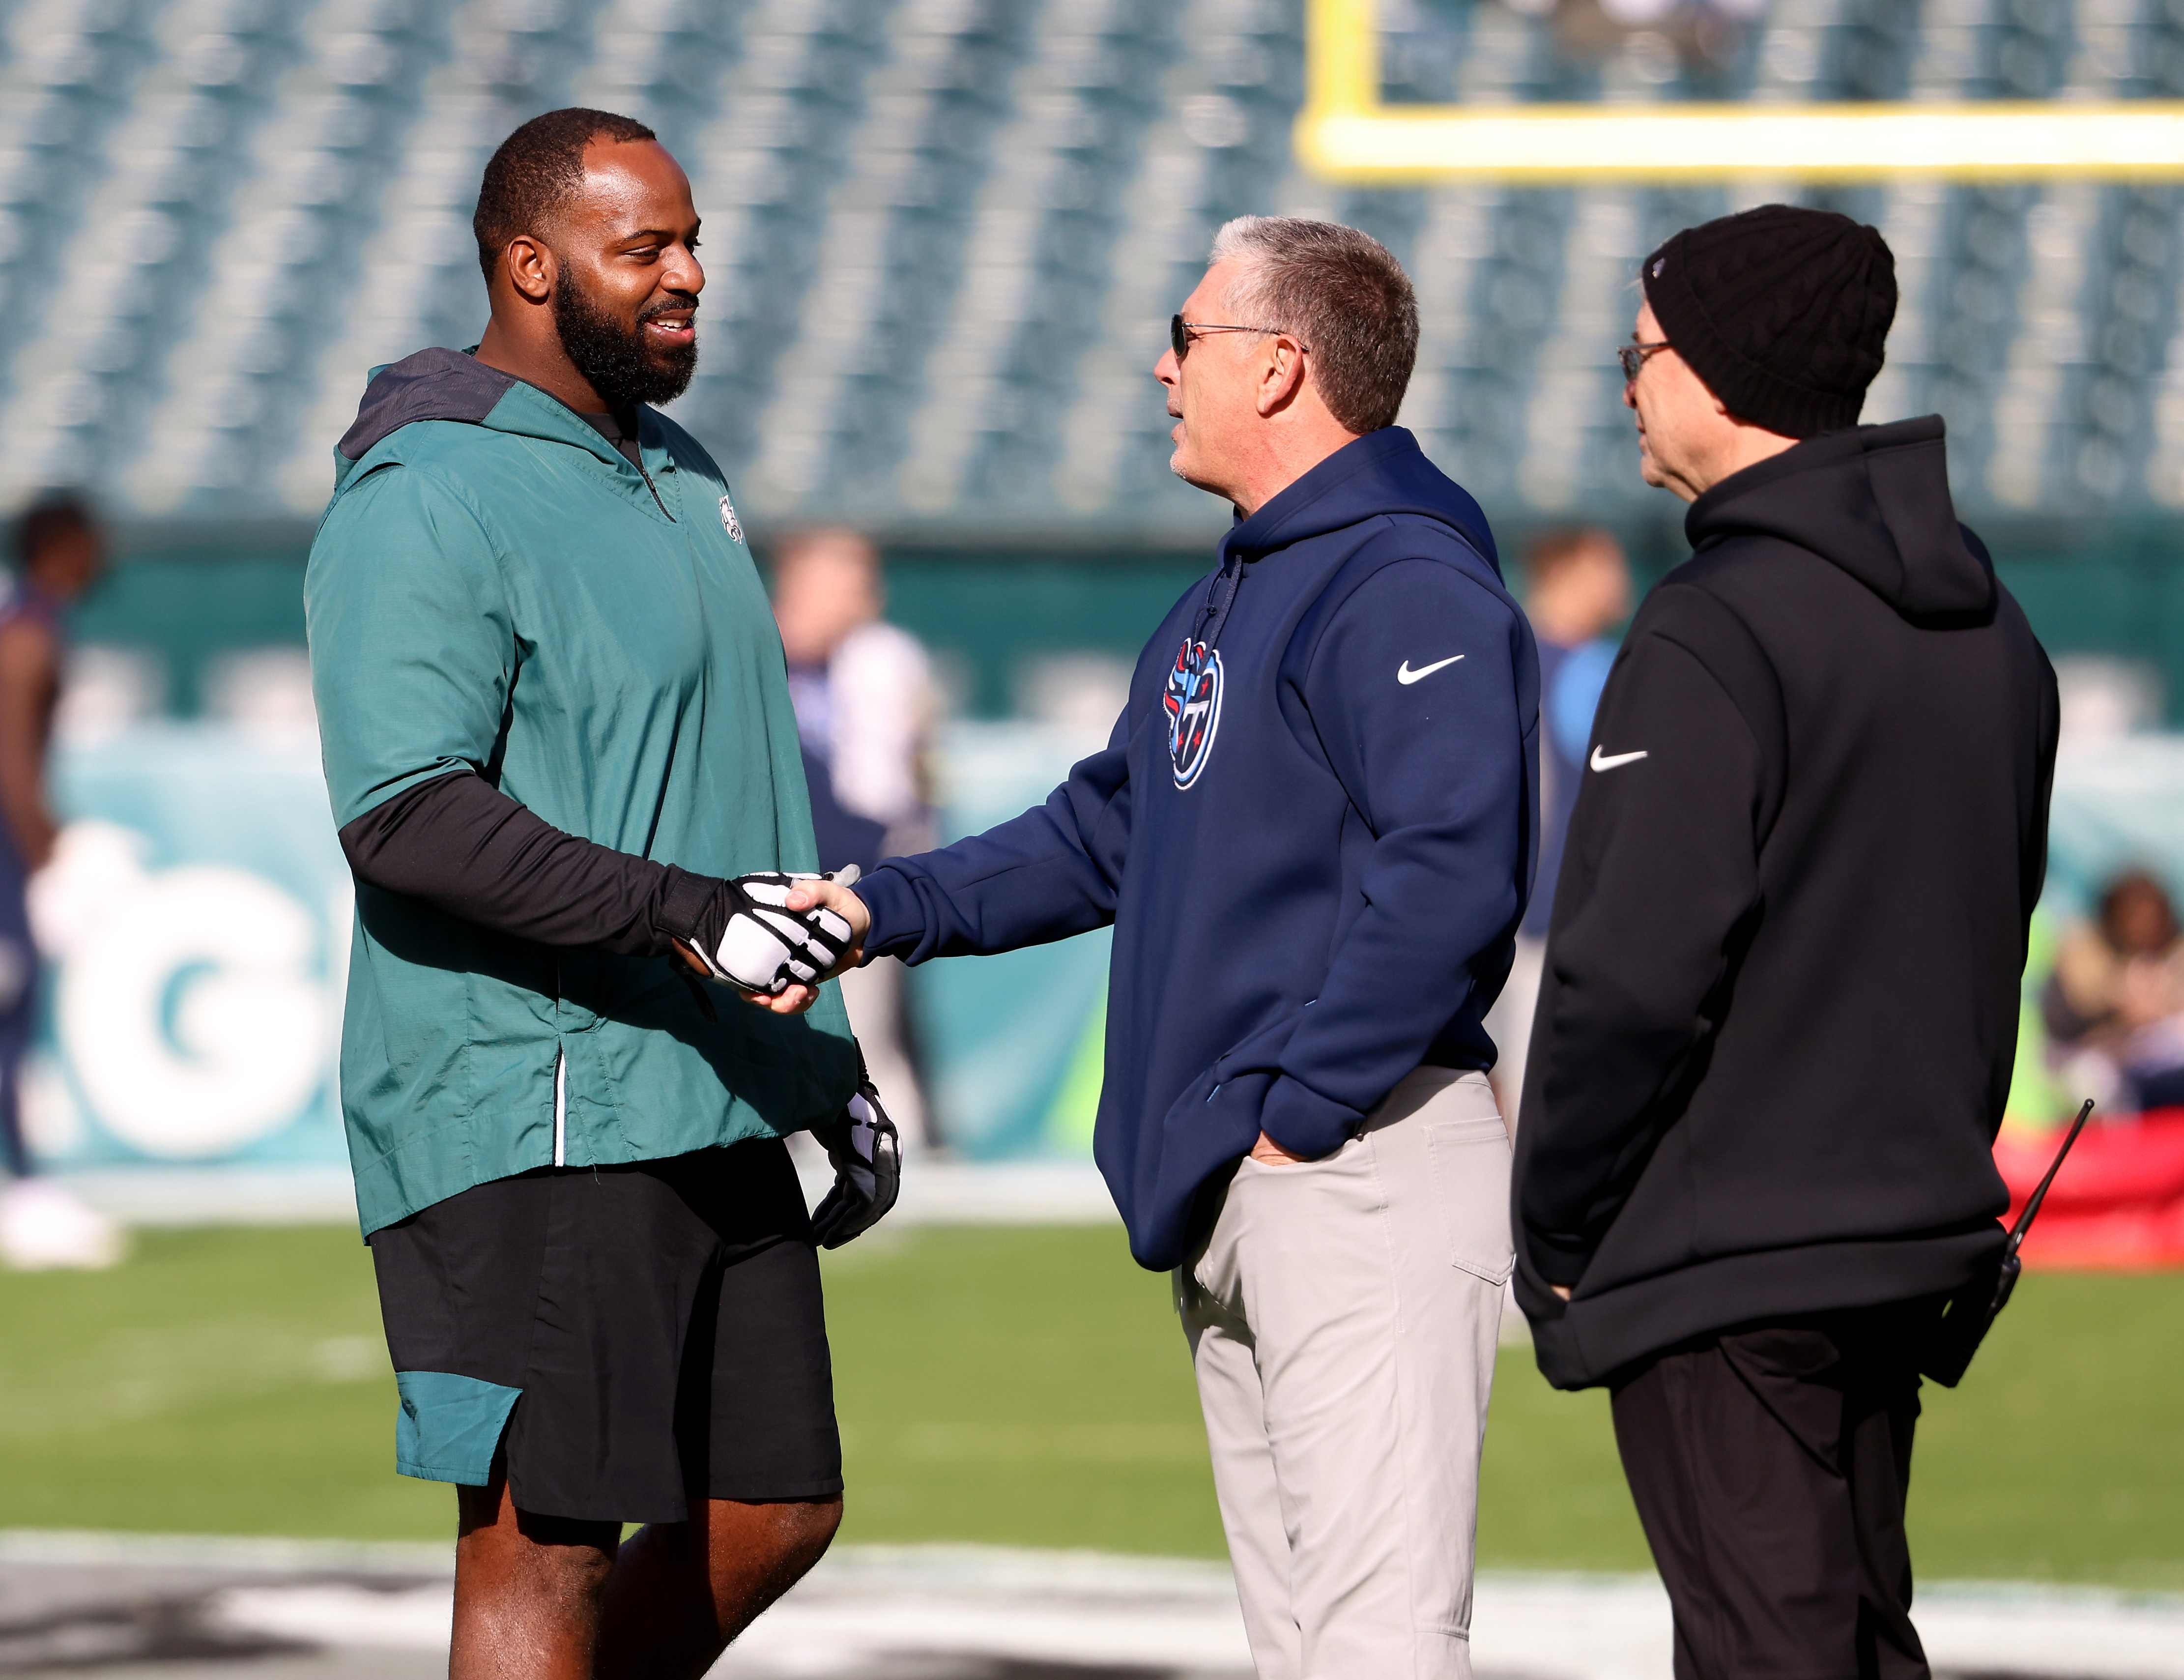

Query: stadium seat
<box><xmin>0</xmin><ymin>0</ymin><xmax>2177</xmax><ymax>531</ymax></box>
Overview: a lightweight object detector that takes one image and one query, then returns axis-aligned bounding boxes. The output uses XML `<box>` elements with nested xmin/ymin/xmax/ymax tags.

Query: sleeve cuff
<box><xmin>652</xmin><ymin>866</ymin><xmax>719</xmax><ymax>944</ymax></box>
<box><xmin>1257</xmin><ymin>1075</ymin><xmax>1365</xmax><ymax>1161</ymax></box>
<box><xmin>1526</xmin><ymin>1234</ymin><xmax>1594</xmax><ymax>1288</ymax></box>
<box><xmin>854</xmin><ymin>865</ymin><xmax>927</xmax><ymax>964</ymax></box>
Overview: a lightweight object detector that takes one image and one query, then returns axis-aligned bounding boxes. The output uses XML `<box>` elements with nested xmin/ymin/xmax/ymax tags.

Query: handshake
<box><xmin>668</xmin><ymin>867</ymin><xmax>899</xmax><ymax>1247</ymax></box>
<box><xmin>670</xmin><ymin>867</ymin><xmax>868</xmax><ymax>1001</ymax></box>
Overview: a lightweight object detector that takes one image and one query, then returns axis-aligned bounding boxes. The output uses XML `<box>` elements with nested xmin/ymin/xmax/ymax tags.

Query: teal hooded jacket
<box><xmin>307</xmin><ymin>348</ymin><xmax>857</xmax><ymax>1236</ymax></box>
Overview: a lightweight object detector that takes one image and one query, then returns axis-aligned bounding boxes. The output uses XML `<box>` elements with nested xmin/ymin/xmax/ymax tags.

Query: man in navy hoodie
<box><xmin>759</xmin><ymin>217</ymin><xmax>1539</xmax><ymax>1680</ymax></box>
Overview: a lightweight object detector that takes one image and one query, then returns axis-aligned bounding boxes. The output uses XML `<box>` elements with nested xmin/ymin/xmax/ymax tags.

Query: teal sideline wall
<box><xmin>43</xmin><ymin>521</ymin><xmax>2184</xmax><ymax>1162</ymax></box>
<box><xmin>66</xmin><ymin>518</ymin><xmax>2184</xmax><ymax>721</ymax></box>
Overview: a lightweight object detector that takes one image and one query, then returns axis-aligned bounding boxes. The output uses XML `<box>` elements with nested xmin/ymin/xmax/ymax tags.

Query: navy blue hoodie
<box><xmin>859</xmin><ymin>429</ymin><xmax>1540</xmax><ymax>1269</ymax></box>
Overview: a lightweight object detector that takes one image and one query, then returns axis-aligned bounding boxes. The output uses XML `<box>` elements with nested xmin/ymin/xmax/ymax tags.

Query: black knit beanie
<box><xmin>1640</xmin><ymin>204</ymin><xmax>1897</xmax><ymax>439</ymax></box>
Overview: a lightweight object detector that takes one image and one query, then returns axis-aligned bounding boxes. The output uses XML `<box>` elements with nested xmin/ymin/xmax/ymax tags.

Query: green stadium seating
<box><xmin>0</xmin><ymin>0</ymin><xmax>2178</xmax><ymax>534</ymax></box>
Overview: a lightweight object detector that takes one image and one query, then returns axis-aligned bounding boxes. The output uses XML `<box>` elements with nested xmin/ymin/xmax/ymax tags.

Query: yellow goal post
<box><xmin>1294</xmin><ymin>0</ymin><xmax>2184</xmax><ymax>182</ymax></box>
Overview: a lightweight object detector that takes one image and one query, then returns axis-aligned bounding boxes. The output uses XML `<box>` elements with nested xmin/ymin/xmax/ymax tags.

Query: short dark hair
<box><xmin>14</xmin><ymin>491</ymin><xmax>95</xmax><ymax>569</ymax></box>
<box><xmin>473</xmin><ymin>108</ymin><xmax>658</xmax><ymax>284</ymax></box>
<box><xmin>2099</xmin><ymin>869</ymin><xmax>2177</xmax><ymax>953</ymax></box>
<box><xmin>1208</xmin><ymin>217</ymin><xmax>1418</xmax><ymax>435</ymax></box>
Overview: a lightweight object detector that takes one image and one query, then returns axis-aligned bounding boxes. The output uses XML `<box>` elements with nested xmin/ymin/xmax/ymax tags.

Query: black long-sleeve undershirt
<box><xmin>337</xmin><ymin>769</ymin><xmax>717</xmax><ymax>954</ymax></box>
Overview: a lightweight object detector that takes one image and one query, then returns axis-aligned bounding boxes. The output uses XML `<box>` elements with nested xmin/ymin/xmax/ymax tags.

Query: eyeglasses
<box><xmin>1171</xmin><ymin>315</ymin><xmax>1306</xmax><ymax>360</ymax></box>
<box><xmin>1618</xmin><ymin>341</ymin><xmax>1672</xmax><ymax>382</ymax></box>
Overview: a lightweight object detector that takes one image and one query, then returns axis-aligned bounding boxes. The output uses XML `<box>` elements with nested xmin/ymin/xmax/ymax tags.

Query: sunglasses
<box><xmin>1171</xmin><ymin>315</ymin><xmax>1305</xmax><ymax>359</ymax></box>
<box><xmin>1618</xmin><ymin>341</ymin><xmax>1672</xmax><ymax>381</ymax></box>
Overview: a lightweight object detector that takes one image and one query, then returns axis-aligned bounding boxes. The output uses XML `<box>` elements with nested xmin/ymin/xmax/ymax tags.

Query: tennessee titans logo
<box><xmin>719</xmin><ymin>494</ymin><xmax>745</xmax><ymax>545</ymax></box>
<box><xmin>1164</xmin><ymin>637</ymin><xmax>1224</xmax><ymax>789</ymax></box>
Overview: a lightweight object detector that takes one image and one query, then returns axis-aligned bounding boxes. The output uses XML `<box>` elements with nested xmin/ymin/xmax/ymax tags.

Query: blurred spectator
<box><xmin>2043</xmin><ymin>869</ymin><xmax>2184</xmax><ymax>1114</ymax></box>
<box><xmin>1485</xmin><ymin>527</ymin><xmax>1631</xmax><ymax>1120</ymax></box>
<box><xmin>771</xmin><ymin>528</ymin><xmax>938</xmax><ymax>1148</ymax></box>
<box><xmin>0</xmin><ymin>492</ymin><xmax>124</xmax><ymax>1270</ymax></box>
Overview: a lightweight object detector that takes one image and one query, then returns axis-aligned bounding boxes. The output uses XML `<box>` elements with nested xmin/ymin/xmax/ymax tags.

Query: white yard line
<box><xmin>0</xmin><ymin>1528</ymin><xmax>450</xmax><ymax>1576</ymax></box>
<box><xmin>12</xmin><ymin>1535</ymin><xmax>2176</xmax><ymax>1679</ymax></box>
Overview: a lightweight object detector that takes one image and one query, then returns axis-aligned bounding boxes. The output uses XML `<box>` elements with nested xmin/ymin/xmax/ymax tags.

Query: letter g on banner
<box><xmin>50</xmin><ymin>825</ymin><xmax>331</xmax><ymax>1158</ymax></box>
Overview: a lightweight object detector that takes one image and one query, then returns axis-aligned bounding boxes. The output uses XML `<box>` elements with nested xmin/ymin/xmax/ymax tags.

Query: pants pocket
<box><xmin>1424</xmin><ymin>1116</ymin><xmax>1514</xmax><ymax>1284</ymax></box>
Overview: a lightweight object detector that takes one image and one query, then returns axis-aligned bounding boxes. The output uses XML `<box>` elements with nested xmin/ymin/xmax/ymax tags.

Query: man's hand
<box><xmin>1552</xmin><ymin>1285</ymin><xmax>1572</xmax><ymax>1301</ymax></box>
<box><xmin>677</xmin><ymin>870</ymin><xmax>860</xmax><ymax>1014</ymax></box>
<box><xmin>750</xmin><ymin>876</ymin><xmax>873</xmax><ymax>1015</ymax></box>
<box><xmin>1249</xmin><ymin>1130</ymin><xmax>1305</xmax><ymax>1166</ymax></box>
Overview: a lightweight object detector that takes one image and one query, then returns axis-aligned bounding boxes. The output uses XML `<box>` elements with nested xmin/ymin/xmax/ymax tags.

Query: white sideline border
<box><xmin>5</xmin><ymin>1533</ymin><xmax>2183</xmax><ymax>1678</ymax></box>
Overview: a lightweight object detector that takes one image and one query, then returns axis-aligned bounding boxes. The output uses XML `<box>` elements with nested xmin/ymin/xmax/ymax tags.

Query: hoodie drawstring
<box><xmin>1192</xmin><ymin>553</ymin><xmax>1247</xmax><ymax>652</ymax></box>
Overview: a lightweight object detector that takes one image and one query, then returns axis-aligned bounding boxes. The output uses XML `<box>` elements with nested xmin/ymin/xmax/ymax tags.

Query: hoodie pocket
<box><xmin>1207</xmin><ymin>1008</ymin><xmax>1310</xmax><ymax>1087</ymax></box>
<box><xmin>1425</xmin><ymin>1116</ymin><xmax>1515</xmax><ymax>1284</ymax></box>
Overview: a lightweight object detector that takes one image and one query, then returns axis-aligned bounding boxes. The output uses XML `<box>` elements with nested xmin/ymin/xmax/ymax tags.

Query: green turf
<box><xmin>0</xmin><ymin>1223</ymin><xmax>444</xmax><ymax>1540</ymax></box>
<box><xmin>1475</xmin><ymin>1271</ymin><xmax>2184</xmax><ymax>1590</ymax></box>
<box><xmin>0</xmin><ymin>1223</ymin><xmax>2177</xmax><ymax>1588</ymax></box>
<box><xmin>820</xmin><ymin>1223</ymin><xmax>1221</xmax><ymax>1554</ymax></box>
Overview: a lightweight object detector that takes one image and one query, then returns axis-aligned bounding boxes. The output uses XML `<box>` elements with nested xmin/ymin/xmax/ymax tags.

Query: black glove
<box><xmin>663</xmin><ymin>868</ymin><xmax>859</xmax><ymax>996</ymax></box>
<box><xmin>810</xmin><ymin>1070</ymin><xmax>901</xmax><ymax>1249</ymax></box>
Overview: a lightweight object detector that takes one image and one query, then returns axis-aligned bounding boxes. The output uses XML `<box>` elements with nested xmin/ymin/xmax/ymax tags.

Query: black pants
<box><xmin>1610</xmin><ymin>1299</ymin><xmax>1942</xmax><ymax>1680</ymax></box>
<box><xmin>371</xmin><ymin>1140</ymin><xmax>841</xmax><ymax>1524</ymax></box>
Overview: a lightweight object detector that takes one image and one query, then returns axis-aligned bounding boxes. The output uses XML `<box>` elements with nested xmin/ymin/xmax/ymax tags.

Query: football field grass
<box><xmin>0</xmin><ymin>1221</ymin><xmax>2177</xmax><ymax>1588</ymax></box>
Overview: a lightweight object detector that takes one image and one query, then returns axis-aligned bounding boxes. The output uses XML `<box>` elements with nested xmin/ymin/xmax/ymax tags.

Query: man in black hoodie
<box><xmin>1513</xmin><ymin>206</ymin><xmax>2058</xmax><ymax>1678</ymax></box>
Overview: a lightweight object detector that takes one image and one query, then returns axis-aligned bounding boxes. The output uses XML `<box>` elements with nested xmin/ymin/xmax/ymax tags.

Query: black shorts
<box><xmin>369</xmin><ymin>1137</ymin><xmax>840</xmax><ymax>1525</ymax></box>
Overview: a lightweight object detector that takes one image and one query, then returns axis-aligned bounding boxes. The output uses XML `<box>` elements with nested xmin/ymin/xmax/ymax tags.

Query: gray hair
<box><xmin>1207</xmin><ymin>216</ymin><xmax>1419</xmax><ymax>434</ymax></box>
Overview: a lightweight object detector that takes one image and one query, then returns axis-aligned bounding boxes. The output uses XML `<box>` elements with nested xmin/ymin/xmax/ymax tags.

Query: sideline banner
<box><xmin>29</xmin><ymin>727</ymin><xmax>349</xmax><ymax>1172</ymax></box>
<box><xmin>903</xmin><ymin>723</ymin><xmax>1112</xmax><ymax>1160</ymax></box>
<box><xmin>24</xmin><ymin>721</ymin><xmax>1112</xmax><ymax>1182</ymax></box>
<box><xmin>36</xmin><ymin>725</ymin><xmax>2180</xmax><ymax>1206</ymax></box>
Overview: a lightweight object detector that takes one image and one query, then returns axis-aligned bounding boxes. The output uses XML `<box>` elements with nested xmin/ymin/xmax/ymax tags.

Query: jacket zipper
<box><xmin>635</xmin><ymin>458</ymin><xmax>673</xmax><ymax>521</ymax></box>
<box><xmin>551</xmin><ymin>953</ymin><xmax>566</xmax><ymax>1167</ymax></box>
<box><xmin>553</xmin><ymin>1046</ymin><xmax>567</xmax><ymax>1167</ymax></box>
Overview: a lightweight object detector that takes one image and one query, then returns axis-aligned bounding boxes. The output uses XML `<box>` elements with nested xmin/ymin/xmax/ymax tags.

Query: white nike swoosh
<box><xmin>1397</xmin><ymin>655</ymin><xmax>1466</xmax><ymax>685</ymax></box>
<box><xmin>1590</xmin><ymin>747</ymin><xmax>1649</xmax><ymax>771</ymax></box>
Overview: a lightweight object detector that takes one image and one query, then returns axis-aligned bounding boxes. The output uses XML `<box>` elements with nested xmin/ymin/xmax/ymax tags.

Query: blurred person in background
<box><xmin>2042</xmin><ymin>868</ymin><xmax>2184</xmax><ymax>1114</ymax></box>
<box><xmin>308</xmin><ymin>109</ymin><xmax>887</xmax><ymax>1680</ymax></box>
<box><xmin>771</xmin><ymin>527</ymin><xmax>936</xmax><ymax>1148</ymax></box>
<box><xmin>769</xmin><ymin>216</ymin><xmax>1538</xmax><ymax>1680</ymax></box>
<box><xmin>0</xmin><ymin>492</ymin><xmax>124</xmax><ymax>1272</ymax></box>
<box><xmin>1515</xmin><ymin>205</ymin><xmax>2058</xmax><ymax>1679</ymax></box>
<box><xmin>1485</xmin><ymin>527</ymin><xmax>1629</xmax><ymax>1121</ymax></box>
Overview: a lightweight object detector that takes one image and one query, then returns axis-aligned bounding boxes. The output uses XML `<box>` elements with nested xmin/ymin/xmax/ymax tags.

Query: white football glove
<box><xmin>810</xmin><ymin>1072</ymin><xmax>901</xmax><ymax>1249</ymax></box>
<box><xmin>688</xmin><ymin>867</ymin><xmax>859</xmax><ymax>995</ymax></box>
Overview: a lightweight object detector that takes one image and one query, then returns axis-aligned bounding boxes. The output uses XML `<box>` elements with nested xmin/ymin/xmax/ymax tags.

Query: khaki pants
<box><xmin>1177</xmin><ymin>1069</ymin><xmax>1512</xmax><ymax>1680</ymax></box>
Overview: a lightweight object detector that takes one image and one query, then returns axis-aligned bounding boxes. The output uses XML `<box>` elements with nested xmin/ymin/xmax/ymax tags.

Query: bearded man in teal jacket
<box><xmin>307</xmin><ymin>109</ymin><xmax>886</xmax><ymax>1680</ymax></box>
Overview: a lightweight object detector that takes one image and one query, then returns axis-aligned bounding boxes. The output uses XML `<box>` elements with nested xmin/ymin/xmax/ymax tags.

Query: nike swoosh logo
<box><xmin>1397</xmin><ymin>655</ymin><xmax>1466</xmax><ymax>685</ymax></box>
<box><xmin>1590</xmin><ymin>747</ymin><xmax>1649</xmax><ymax>771</ymax></box>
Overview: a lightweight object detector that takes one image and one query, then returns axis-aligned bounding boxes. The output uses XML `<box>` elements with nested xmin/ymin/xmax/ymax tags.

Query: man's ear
<box><xmin>1254</xmin><ymin>335</ymin><xmax>1310</xmax><ymax>419</ymax></box>
<box><xmin>502</xmin><ymin>233</ymin><xmax>555</xmax><ymax>304</ymax></box>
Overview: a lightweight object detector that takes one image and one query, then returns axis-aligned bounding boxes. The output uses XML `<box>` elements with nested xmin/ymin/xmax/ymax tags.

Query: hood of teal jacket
<box><xmin>332</xmin><ymin>346</ymin><xmax>633</xmax><ymax>492</ymax></box>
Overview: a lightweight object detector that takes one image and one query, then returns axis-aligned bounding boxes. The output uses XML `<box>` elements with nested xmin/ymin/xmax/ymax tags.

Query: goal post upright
<box><xmin>1294</xmin><ymin>0</ymin><xmax>2184</xmax><ymax>184</ymax></box>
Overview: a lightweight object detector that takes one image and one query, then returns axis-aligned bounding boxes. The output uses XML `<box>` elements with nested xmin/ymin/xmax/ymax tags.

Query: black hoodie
<box><xmin>1513</xmin><ymin>417</ymin><xmax>2060</xmax><ymax>1390</ymax></box>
